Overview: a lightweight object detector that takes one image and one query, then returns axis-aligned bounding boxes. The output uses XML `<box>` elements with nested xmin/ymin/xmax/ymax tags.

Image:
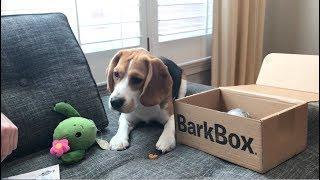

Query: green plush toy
<box><xmin>50</xmin><ymin>102</ymin><xmax>98</xmax><ymax>164</ymax></box>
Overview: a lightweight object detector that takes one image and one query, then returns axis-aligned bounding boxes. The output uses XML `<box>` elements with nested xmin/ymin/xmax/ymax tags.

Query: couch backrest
<box><xmin>1</xmin><ymin>13</ymin><xmax>108</xmax><ymax>161</ymax></box>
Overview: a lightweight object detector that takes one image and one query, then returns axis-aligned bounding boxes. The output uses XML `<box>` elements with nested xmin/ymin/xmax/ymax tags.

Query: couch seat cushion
<box><xmin>1</xmin><ymin>97</ymin><xmax>318</xmax><ymax>179</ymax></box>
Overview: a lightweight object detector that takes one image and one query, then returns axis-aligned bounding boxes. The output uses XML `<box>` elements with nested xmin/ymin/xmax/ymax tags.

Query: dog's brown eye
<box><xmin>114</xmin><ymin>71</ymin><xmax>120</xmax><ymax>78</ymax></box>
<box><xmin>130</xmin><ymin>77</ymin><xmax>142</xmax><ymax>84</ymax></box>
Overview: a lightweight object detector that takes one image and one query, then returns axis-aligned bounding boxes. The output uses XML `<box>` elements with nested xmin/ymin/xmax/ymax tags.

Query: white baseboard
<box><xmin>97</xmin><ymin>81</ymin><xmax>108</xmax><ymax>87</ymax></box>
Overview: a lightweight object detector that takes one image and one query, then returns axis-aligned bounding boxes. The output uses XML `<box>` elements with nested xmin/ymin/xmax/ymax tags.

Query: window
<box><xmin>157</xmin><ymin>0</ymin><xmax>213</xmax><ymax>42</ymax></box>
<box><xmin>1</xmin><ymin>0</ymin><xmax>213</xmax><ymax>84</ymax></box>
<box><xmin>1</xmin><ymin>0</ymin><xmax>79</xmax><ymax>41</ymax></box>
<box><xmin>76</xmin><ymin>0</ymin><xmax>141</xmax><ymax>53</ymax></box>
<box><xmin>1</xmin><ymin>0</ymin><xmax>141</xmax><ymax>54</ymax></box>
<box><xmin>2</xmin><ymin>0</ymin><xmax>212</xmax><ymax>58</ymax></box>
<box><xmin>148</xmin><ymin>0</ymin><xmax>213</xmax><ymax>64</ymax></box>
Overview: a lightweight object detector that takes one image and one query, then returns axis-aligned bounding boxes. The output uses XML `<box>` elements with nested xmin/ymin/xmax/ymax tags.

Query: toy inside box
<box><xmin>174</xmin><ymin>53</ymin><xmax>319</xmax><ymax>173</ymax></box>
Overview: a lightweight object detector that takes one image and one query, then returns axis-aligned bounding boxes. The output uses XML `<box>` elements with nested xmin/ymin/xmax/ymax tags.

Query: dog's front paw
<box><xmin>156</xmin><ymin>133</ymin><xmax>176</xmax><ymax>153</ymax></box>
<box><xmin>109</xmin><ymin>135</ymin><xmax>129</xmax><ymax>151</ymax></box>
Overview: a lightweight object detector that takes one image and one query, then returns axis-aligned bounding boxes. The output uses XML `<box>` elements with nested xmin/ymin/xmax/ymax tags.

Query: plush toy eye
<box><xmin>75</xmin><ymin>132</ymin><xmax>82</xmax><ymax>137</ymax></box>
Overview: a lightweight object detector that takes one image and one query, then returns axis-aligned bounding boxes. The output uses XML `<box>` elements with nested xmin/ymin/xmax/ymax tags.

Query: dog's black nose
<box><xmin>110</xmin><ymin>97</ymin><xmax>125</xmax><ymax>109</ymax></box>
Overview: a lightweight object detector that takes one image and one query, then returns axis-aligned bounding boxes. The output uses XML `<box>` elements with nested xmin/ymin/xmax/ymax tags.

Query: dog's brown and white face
<box><xmin>106</xmin><ymin>48</ymin><xmax>173</xmax><ymax>113</ymax></box>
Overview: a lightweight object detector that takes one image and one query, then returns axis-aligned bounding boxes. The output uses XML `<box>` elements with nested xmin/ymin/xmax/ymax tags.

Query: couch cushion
<box><xmin>1</xmin><ymin>13</ymin><xmax>108</xmax><ymax>160</ymax></box>
<box><xmin>1</xmin><ymin>95</ymin><xmax>318</xmax><ymax>179</ymax></box>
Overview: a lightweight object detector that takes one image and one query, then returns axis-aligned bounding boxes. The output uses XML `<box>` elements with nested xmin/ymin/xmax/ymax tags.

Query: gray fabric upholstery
<box><xmin>186</xmin><ymin>82</ymin><xmax>213</xmax><ymax>96</ymax></box>
<box><xmin>1</xmin><ymin>13</ymin><xmax>108</xmax><ymax>160</ymax></box>
<box><xmin>1</xmin><ymin>86</ymin><xmax>318</xmax><ymax>178</ymax></box>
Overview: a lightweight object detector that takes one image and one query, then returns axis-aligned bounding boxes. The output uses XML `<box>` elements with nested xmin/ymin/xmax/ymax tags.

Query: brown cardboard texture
<box><xmin>174</xmin><ymin>53</ymin><xmax>319</xmax><ymax>173</ymax></box>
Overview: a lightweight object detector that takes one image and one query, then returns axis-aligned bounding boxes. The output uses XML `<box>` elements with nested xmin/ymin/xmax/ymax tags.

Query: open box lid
<box><xmin>222</xmin><ymin>53</ymin><xmax>319</xmax><ymax>103</ymax></box>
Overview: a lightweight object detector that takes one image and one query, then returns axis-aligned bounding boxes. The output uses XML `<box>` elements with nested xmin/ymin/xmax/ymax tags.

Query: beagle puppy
<box><xmin>106</xmin><ymin>48</ymin><xmax>187</xmax><ymax>153</ymax></box>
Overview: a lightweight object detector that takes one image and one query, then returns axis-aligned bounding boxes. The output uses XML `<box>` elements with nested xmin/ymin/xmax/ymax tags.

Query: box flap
<box><xmin>256</xmin><ymin>53</ymin><xmax>319</xmax><ymax>94</ymax></box>
<box><xmin>222</xmin><ymin>85</ymin><xmax>319</xmax><ymax>103</ymax></box>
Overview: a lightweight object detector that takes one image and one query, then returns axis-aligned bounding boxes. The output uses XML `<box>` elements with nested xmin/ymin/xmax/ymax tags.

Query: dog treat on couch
<box><xmin>227</xmin><ymin>108</ymin><xmax>251</xmax><ymax>118</ymax></box>
<box><xmin>148</xmin><ymin>149</ymin><xmax>162</xmax><ymax>160</ymax></box>
<box><xmin>148</xmin><ymin>152</ymin><xmax>159</xmax><ymax>160</ymax></box>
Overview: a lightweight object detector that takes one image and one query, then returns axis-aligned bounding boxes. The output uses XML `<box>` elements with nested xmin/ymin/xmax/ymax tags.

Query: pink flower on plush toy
<box><xmin>50</xmin><ymin>139</ymin><xmax>70</xmax><ymax>157</ymax></box>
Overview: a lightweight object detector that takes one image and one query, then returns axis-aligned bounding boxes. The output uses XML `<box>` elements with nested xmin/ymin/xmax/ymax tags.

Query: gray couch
<box><xmin>1</xmin><ymin>13</ymin><xmax>319</xmax><ymax>179</ymax></box>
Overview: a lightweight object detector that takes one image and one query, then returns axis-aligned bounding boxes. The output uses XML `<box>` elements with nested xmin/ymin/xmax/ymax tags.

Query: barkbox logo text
<box><xmin>176</xmin><ymin>114</ymin><xmax>256</xmax><ymax>155</ymax></box>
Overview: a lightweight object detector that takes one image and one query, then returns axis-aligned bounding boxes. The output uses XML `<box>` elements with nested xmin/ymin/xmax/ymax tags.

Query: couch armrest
<box><xmin>186</xmin><ymin>82</ymin><xmax>213</xmax><ymax>96</ymax></box>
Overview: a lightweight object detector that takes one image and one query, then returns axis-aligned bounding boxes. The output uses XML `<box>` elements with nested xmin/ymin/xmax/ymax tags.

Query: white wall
<box><xmin>263</xmin><ymin>0</ymin><xmax>319</xmax><ymax>57</ymax></box>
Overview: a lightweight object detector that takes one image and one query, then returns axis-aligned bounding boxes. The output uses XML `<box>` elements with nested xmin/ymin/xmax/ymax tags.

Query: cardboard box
<box><xmin>174</xmin><ymin>53</ymin><xmax>319</xmax><ymax>173</ymax></box>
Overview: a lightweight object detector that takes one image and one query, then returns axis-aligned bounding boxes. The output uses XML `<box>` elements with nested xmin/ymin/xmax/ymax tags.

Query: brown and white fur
<box><xmin>106</xmin><ymin>48</ymin><xmax>187</xmax><ymax>153</ymax></box>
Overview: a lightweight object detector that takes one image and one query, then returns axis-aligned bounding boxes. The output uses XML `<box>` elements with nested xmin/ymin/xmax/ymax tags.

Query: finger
<box><xmin>8</xmin><ymin>127</ymin><xmax>14</xmax><ymax>153</ymax></box>
<box><xmin>1</xmin><ymin>133</ymin><xmax>6</xmax><ymax>157</ymax></box>
<box><xmin>1</xmin><ymin>131</ymin><xmax>10</xmax><ymax>157</ymax></box>
<box><xmin>13</xmin><ymin>127</ymin><xmax>18</xmax><ymax>150</ymax></box>
<box><xmin>5</xmin><ymin>150</ymin><xmax>12</xmax><ymax>159</ymax></box>
<box><xmin>1</xmin><ymin>113</ymin><xmax>11</xmax><ymax>124</ymax></box>
<box><xmin>1</xmin><ymin>155</ymin><xmax>7</xmax><ymax>162</ymax></box>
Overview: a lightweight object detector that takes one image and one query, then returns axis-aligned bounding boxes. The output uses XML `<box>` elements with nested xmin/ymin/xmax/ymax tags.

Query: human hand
<box><xmin>1</xmin><ymin>113</ymin><xmax>18</xmax><ymax>162</ymax></box>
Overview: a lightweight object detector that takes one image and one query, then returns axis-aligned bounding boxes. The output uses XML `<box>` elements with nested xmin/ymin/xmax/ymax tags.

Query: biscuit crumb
<box><xmin>148</xmin><ymin>152</ymin><xmax>159</xmax><ymax>160</ymax></box>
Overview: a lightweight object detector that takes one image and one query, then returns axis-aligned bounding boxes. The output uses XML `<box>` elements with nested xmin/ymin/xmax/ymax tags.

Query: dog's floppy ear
<box><xmin>140</xmin><ymin>58</ymin><xmax>172</xmax><ymax>106</ymax></box>
<box><xmin>106</xmin><ymin>51</ymin><xmax>122</xmax><ymax>93</ymax></box>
